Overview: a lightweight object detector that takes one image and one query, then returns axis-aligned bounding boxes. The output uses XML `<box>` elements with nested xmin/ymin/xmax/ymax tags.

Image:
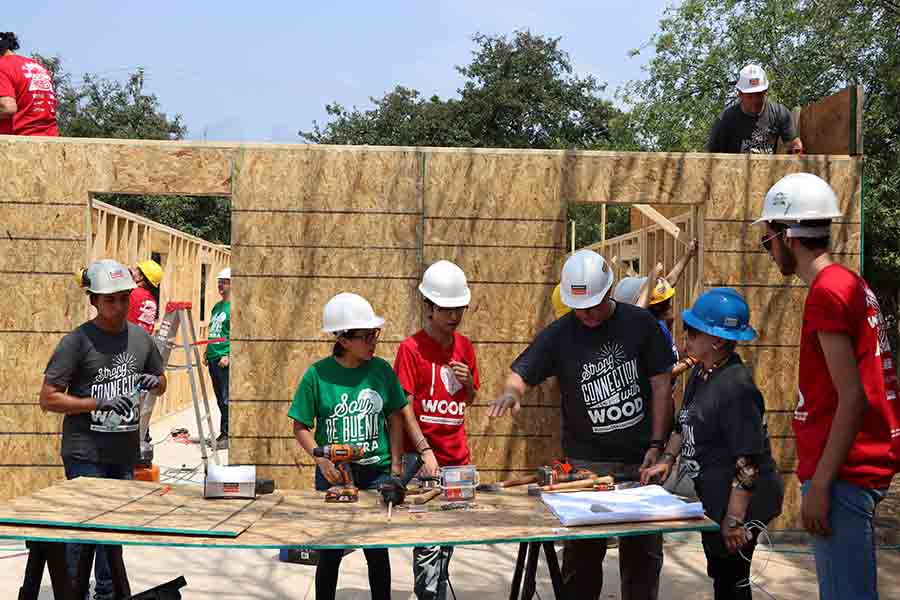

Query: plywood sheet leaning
<box><xmin>0</xmin><ymin>477</ymin><xmax>281</xmax><ymax>537</ymax></box>
<box><xmin>797</xmin><ymin>86</ymin><xmax>865</xmax><ymax>156</ymax></box>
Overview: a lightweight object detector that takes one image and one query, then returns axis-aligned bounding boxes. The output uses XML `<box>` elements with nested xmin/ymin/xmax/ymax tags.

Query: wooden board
<box><xmin>232</xmin><ymin>212</ymin><xmax>420</xmax><ymax>247</ymax></box>
<box><xmin>704</xmin><ymin>221</ymin><xmax>861</xmax><ymax>254</ymax></box>
<box><xmin>232</xmin><ymin>147</ymin><xmax>422</xmax><ymax>213</ymax></box>
<box><xmin>797</xmin><ymin>86</ymin><xmax>865</xmax><ymax>156</ymax></box>
<box><xmin>424</xmin><ymin>218</ymin><xmax>566</xmax><ymax>249</ymax></box>
<box><xmin>0</xmin><ymin>274</ymin><xmax>82</xmax><ymax>332</ymax></box>
<box><xmin>0</xmin><ymin>485</ymin><xmax>717</xmax><ymax>549</ymax></box>
<box><xmin>424</xmin><ymin>247</ymin><xmax>564</xmax><ymax>283</ymax></box>
<box><xmin>0</xmin><ymin>477</ymin><xmax>280</xmax><ymax>538</ymax></box>
<box><xmin>233</xmin><ymin>246</ymin><xmax>419</xmax><ymax>278</ymax></box>
<box><xmin>703</xmin><ymin>251</ymin><xmax>860</xmax><ymax>287</ymax></box>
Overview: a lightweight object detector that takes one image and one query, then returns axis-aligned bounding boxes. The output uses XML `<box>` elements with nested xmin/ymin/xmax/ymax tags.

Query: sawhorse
<box><xmin>18</xmin><ymin>541</ymin><xmax>131</xmax><ymax>600</ymax></box>
<box><xmin>509</xmin><ymin>541</ymin><xmax>564</xmax><ymax>599</ymax></box>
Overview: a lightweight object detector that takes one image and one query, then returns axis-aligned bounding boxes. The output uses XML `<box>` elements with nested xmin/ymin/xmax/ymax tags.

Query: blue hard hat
<box><xmin>682</xmin><ymin>288</ymin><xmax>757</xmax><ymax>342</ymax></box>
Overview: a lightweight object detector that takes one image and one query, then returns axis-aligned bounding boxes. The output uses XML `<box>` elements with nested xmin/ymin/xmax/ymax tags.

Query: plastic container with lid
<box><xmin>441</xmin><ymin>465</ymin><xmax>479</xmax><ymax>501</ymax></box>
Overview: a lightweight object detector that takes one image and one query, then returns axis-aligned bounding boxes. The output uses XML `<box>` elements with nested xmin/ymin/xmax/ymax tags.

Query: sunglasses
<box><xmin>434</xmin><ymin>305</ymin><xmax>468</xmax><ymax>314</ymax></box>
<box><xmin>343</xmin><ymin>329</ymin><xmax>381</xmax><ymax>343</ymax></box>
<box><xmin>685</xmin><ymin>324</ymin><xmax>700</xmax><ymax>338</ymax></box>
<box><xmin>760</xmin><ymin>230</ymin><xmax>782</xmax><ymax>251</ymax></box>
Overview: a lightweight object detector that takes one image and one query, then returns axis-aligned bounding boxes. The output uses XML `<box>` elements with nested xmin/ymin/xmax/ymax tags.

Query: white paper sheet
<box><xmin>541</xmin><ymin>485</ymin><xmax>706</xmax><ymax>527</ymax></box>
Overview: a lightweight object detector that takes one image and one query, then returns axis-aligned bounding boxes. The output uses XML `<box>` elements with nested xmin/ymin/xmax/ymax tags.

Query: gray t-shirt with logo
<box><xmin>706</xmin><ymin>101</ymin><xmax>796</xmax><ymax>154</ymax></box>
<box><xmin>44</xmin><ymin>321</ymin><xmax>165</xmax><ymax>464</ymax></box>
<box><xmin>512</xmin><ymin>304</ymin><xmax>673</xmax><ymax>464</ymax></box>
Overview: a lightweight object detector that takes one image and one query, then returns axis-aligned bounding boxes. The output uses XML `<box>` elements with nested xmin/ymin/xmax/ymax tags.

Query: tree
<box><xmin>35</xmin><ymin>56</ymin><xmax>230</xmax><ymax>245</ymax></box>
<box><xmin>622</xmin><ymin>0</ymin><xmax>900</xmax><ymax>342</ymax></box>
<box><xmin>302</xmin><ymin>30</ymin><xmax>634</xmax><ymax>243</ymax></box>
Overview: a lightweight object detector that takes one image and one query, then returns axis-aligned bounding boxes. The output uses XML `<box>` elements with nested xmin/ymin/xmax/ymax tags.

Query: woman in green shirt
<box><xmin>290</xmin><ymin>292</ymin><xmax>436</xmax><ymax>600</ymax></box>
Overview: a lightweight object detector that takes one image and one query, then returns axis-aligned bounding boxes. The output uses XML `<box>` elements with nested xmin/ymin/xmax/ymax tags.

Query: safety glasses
<box><xmin>344</xmin><ymin>329</ymin><xmax>381</xmax><ymax>343</ymax></box>
<box><xmin>760</xmin><ymin>230</ymin><xmax>782</xmax><ymax>251</ymax></box>
<box><xmin>684</xmin><ymin>324</ymin><xmax>700</xmax><ymax>339</ymax></box>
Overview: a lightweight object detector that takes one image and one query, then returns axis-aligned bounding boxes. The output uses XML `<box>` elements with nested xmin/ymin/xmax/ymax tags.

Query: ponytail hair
<box><xmin>0</xmin><ymin>33</ymin><xmax>20</xmax><ymax>53</ymax></box>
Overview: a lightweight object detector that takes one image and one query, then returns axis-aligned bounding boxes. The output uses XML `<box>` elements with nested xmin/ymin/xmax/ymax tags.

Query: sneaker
<box><xmin>216</xmin><ymin>436</ymin><xmax>229</xmax><ymax>450</ymax></box>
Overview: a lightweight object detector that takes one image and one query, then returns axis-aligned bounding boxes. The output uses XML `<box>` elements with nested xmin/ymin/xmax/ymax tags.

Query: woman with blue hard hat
<box><xmin>642</xmin><ymin>287</ymin><xmax>783</xmax><ymax>600</ymax></box>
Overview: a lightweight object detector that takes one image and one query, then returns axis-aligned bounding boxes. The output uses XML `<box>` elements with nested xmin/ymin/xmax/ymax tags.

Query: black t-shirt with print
<box><xmin>675</xmin><ymin>354</ymin><xmax>783</xmax><ymax>524</ymax></box>
<box><xmin>512</xmin><ymin>303</ymin><xmax>674</xmax><ymax>464</ymax></box>
<box><xmin>705</xmin><ymin>101</ymin><xmax>796</xmax><ymax>154</ymax></box>
<box><xmin>44</xmin><ymin>321</ymin><xmax>165</xmax><ymax>465</ymax></box>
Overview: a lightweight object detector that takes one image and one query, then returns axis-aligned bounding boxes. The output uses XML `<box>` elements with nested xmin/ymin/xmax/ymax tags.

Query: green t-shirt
<box><xmin>206</xmin><ymin>300</ymin><xmax>230</xmax><ymax>360</ymax></box>
<box><xmin>288</xmin><ymin>356</ymin><xmax>407</xmax><ymax>471</ymax></box>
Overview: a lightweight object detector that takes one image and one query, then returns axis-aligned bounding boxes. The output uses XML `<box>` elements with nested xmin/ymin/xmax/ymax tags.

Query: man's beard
<box><xmin>778</xmin><ymin>245</ymin><xmax>798</xmax><ymax>276</ymax></box>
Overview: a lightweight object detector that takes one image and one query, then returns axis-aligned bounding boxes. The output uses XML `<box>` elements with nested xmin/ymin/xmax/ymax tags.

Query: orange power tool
<box><xmin>312</xmin><ymin>444</ymin><xmax>367</xmax><ymax>503</ymax></box>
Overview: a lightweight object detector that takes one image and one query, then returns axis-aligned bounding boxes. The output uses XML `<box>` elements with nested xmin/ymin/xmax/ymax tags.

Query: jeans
<box><xmin>63</xmin><ymin>459</ymin><xmax>134</xmax><ymax>600</ymax></box>
<box><xmin>207</xmin><ymin>357</ymin><xmax>229</xmax><ymax>436</ymax></box>
<box><xmin>314</xmin><ymin>464</ymin><xmax>392</xmax><ymax>600</ymax></box>
<box><xmin>802</xmin><ymin>479</ymin><xmax>887</xmax><ymax>600</ymax></box>
<box><xmin>701</xmin><ymin>530</ymin><xmax>757</xmax><ymax>600</ymax></box>
<box><xmin>561</xmin><ymin>458</ymin><xmax>663</xmax><ymax>600</ymax></box>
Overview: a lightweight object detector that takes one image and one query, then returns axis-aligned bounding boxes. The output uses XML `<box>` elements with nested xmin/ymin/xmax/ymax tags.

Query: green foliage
<box><xmin>34</xmin><ymin>55</ymin><xmax>229</xmax><ymax>244</ymax></box>
<box><xmin>622</xmin><ymin>0</ymin><xmax>900</xmax><ymax>334</ymax></box>
<box><xmin>301</xmin><ymin>30</ymin><xmax>626</xmax><ymax>152</ymax></box>
<box><xmin>566</xmin><ymin>204</ymin><xmax>631</xmax><ymax>251</ymax></box>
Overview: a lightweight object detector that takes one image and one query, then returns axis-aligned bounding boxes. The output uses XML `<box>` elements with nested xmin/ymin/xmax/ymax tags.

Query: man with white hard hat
<box><xmin>205</xmin><ymin>267</ymin><xmax>232</xmax><ymax>449</ymax></box>
<box><xmin>489</xmin><ymin>250</ymin><xmax>675</xmax><ymax>599</ymax></box>
<box><xmin>40</xmin><ymin>259</ymin><xmax>166</xmax><ymax>599</ymax></box>
<box><xmin>706</xmin><ymin>64</ymin><xmax>803</xmax><ymax>155</ymax></box>
<box><xmin>756</xmin><ymin>173</ymin><xmax>900</xmax><ymax>600</ymax></box>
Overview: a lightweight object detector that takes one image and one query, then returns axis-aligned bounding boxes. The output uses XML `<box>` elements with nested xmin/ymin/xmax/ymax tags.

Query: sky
<box><xmin>9</xmin><ymin>1</ymin><xmax>676</xmax><ymax>142</ymax></box>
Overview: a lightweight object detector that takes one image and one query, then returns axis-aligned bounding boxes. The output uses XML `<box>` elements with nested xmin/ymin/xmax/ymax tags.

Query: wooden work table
<box><xmin>2</xmin><ymin>478</ymin><xmax>717</xmax><ymax>598</ymax></box>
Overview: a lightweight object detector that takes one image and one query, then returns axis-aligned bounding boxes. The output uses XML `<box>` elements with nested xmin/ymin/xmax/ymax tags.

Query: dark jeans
<box><xmin>63</xmin><ymin>458</ymin><xmax>134</xmax><ymax>600</ymax></box>
<box><xmin>314</xmin><ymin>464</ymin><xmax>392</xmax><ymax>600</ymax></box>
<box><xmin>207</xmin><ymin>358</ymin><xmax>229</xmax><ymax>436</ymax></box>
<box><xmin>702</xmin><ymin>531</ymin><xmax>757</xmax><ymax>600</ymax></box>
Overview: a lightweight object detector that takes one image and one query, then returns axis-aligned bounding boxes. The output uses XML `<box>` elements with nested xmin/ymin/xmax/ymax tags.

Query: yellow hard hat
<box><xmin>551</xmin><ymin>284</ymin><xmax>572</xmax><ymax>319</ymax></box>
<box><xmin>649</xmin><ymin>278</ymin><xmax>676</xmax><ymax>305</ymax></box>
<box><xmin>136</xmin><ymin>260</ymin><xmax>163</xmax><ymax>288</ymax></box>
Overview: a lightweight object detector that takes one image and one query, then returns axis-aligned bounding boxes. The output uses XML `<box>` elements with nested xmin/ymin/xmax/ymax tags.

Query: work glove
<box><xmin>136</xmin><ymin>373</ymin><xmax>161</xmax><ymax>391</ymax></box>
<box><xmin>96</xmin><ymin>394</ymin><xmax>134</xmax><ymax>416</ymax></box>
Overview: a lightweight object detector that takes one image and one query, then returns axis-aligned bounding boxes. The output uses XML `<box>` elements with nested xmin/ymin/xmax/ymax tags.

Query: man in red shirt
<box><xmin>0</xmin><ymin>32</ymin><xmax>59</xmax><ymax>136</ymax></box>
<box><xmin>394</xmin><ymin>260</ymin><xmax>479</xmax><ymax>600</ymax></box>
<box><xmin>756</xmin><ymin>173</ymin><xmax>900</xmax><ymax>600</ymax></box>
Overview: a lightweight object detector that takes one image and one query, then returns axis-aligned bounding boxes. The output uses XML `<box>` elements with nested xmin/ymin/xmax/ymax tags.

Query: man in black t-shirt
<box><xmin>706</xmin><ymin>64</ymin><xmax>803</xmax><ymax>155</ymax></box>
<box><xmin>489</xmin><ymin>249</ymin><xmax>674</xmax><ymax>600</ymax></box>
<box><xmin>40</xmin><ymin>260</ymin><xmax>166</xmax><ymax>600</ymax></box>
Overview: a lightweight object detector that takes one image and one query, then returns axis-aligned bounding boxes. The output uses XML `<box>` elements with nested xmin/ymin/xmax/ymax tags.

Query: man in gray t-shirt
<box><xmin>706</xmin><ymin>64</ymin><xmax>804</xmax><ymax>155</ymax></box>
<box><xmin>39</xmin><ymin>259</ymin><xmax>166</xmax><ymax>600</ymax></box>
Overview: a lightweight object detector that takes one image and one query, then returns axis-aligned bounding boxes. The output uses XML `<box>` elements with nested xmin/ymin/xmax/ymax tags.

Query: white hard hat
<box><xmin>612</xmin><ymin>276</ymin><xmax>646</xmax><ymax>305</ymax></box>
<box><xmin>419</xmin><ymin>260</ymin><xmax>471</xmax><ymax>308</ymax></box>
<box><xmin>753</xmin><ymin>173</ymin><xmax>842</xmax><ymax>227</ymax></box>
<box><xmin>80</xmin><ymin>259</ymin><xmax>136</xmax><ymax>295</ymax></box>
<box><xmin>736</xmin><ymin>64</ymin><xmax>769</xmax><ymax>94</ymax></box>
<box><xmin>322</xmin><ymin>292</ymin><xmax>385</xmax><ymax>334</ymax></box>
<box><xmin>217</xmin><ymin>267</ymin><xmax>231</xmax><ymax>280</ymax></box>
<box><xmin>560</xmin><ymin>250</ymin><xmax>615</xmax><ymax>310</ymax></box>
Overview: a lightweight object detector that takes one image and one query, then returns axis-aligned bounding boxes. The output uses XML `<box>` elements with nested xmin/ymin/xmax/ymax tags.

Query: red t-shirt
<box><xmin>394</xmin><ymin>330</ymin><xmax>480</xmax><ymax>467</ymax></box>
<box><xmin>127</xmin><ymin>287</ymin><xmax>158</xmax><ymax>335</ymax></box>
<box><xmin>0</xmin><ymin>55</ymin><xmax>59</xmax><ymax>136</ymax></box>
<box><xmin>795</xmin><ymin>264</ymin><xmax>900</xmax><ymax>488</ymax></box>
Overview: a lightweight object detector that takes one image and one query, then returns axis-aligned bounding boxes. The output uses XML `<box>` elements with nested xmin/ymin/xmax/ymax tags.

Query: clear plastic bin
<box><xmin>441</xmin><ymin>465</ymin><xmax>479</xmax><ymax>500</ymax></box>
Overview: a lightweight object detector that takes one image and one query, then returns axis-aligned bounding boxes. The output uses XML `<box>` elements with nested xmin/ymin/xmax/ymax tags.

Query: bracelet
<box><xmin>660</xmin><ymin>452</ymin><xmax>676</xmax><ymax>464</ymax></box>
<box><xmin>649</xmin><ymin>439</ymin><xmax>666</xmax><ymax>450</ymax></box>
<box><xmin>418</xmin><ymin>447</ymin><xmax>433</xmax><ymax>455</ymax></box>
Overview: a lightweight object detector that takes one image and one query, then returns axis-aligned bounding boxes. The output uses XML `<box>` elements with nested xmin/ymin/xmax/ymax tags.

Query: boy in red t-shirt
<box><xmin>394</xmin><ymin>260</ymin><xmax>479</xmax><ymax>600</ymax></box>
<box><xmin>757</xmin><ymin>173</ymin><xmax>900</xmax><ymax>600</ymax></box>
<box><xmin>0</xmin><ymin>32</ymin><xmax>59</xmax><ymax>137</ymax></box>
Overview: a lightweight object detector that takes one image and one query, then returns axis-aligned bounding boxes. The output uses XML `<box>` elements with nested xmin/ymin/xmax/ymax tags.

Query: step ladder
<box><xmin>154</xmin><ymin>301</ymin><xmax>221</xmax><ymax>466</ymax></box>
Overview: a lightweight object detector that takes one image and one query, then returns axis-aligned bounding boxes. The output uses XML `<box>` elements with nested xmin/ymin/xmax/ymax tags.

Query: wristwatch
<box><xmin>725</xmin><ymin>515</ymin><xmax>745</xmax><ymax>529</ymax></box>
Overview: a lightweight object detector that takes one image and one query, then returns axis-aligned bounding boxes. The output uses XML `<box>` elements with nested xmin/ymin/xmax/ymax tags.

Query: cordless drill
<box><xmin>312</xmin><ymin>444</ymin><xmax>367</xmax><ymax>503</ymax></box>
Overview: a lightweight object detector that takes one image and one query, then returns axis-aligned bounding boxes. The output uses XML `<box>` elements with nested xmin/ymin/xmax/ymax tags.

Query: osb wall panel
<box><xmin>797</xmin><ymin>86</ymin><xmax>864</xmax><ymax>156</ymax></box>
<box><xmin>0</xmin><ymin>139</ymin><xmax>862</xmax><ymax>531</ymax></box>
<box><xmin>231</xmin><ymin>147</ymin><xmax>421</xmax><ymax>212</ymax></box>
